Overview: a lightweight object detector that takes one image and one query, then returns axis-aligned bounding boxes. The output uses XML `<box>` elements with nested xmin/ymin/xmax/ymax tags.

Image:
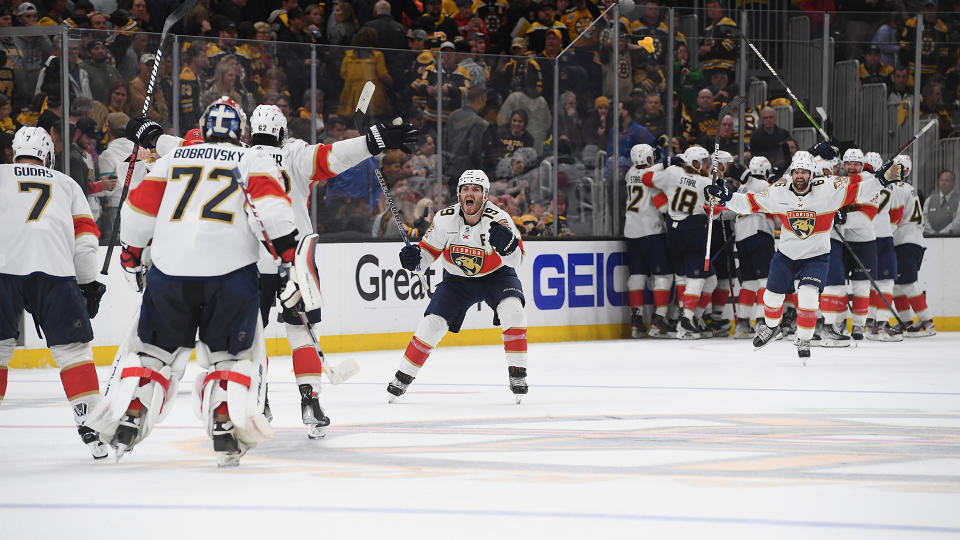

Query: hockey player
<box><xmin>0</xmin><ymin>127</ymin><xmax>109</xmax><ymax>459</ymax></box>
<box><xmin>888</xmin><ymin>155</ymin><xmax>936</xmax><ymax>337</ymax></box>
<box><xmin>703</xmin><ymin>149</ymin><xmax>737</xmax><ymax>337</ymax></box>
<box><xmin>642</xmin><ymin>146</ymin><xmax>717</xmax><ymax>339</ymax></box>
<box><xmin>863</xmin><ymin>151</ymin><xmax>903</xmax><ymax>341</ymax></box>
<box><xmin>732</xmin><ymin>156</ymin><xmax>776</xmax><ymax>339</ymax></box>
<box><xmin>89</xmin><ymin>98</ymin><xmax>316</xmax><ymax>466</ymax></box>
<box><xmin>248</xmin><ymin>104</ymin><xmax>417</xmax><ymax>437</ymax></box>
<box><xmin>623</xmin><ymin>144</ymin><xmax>672</xmax><ymax>338</ymax></box>
<box><xmin>706</xmin><ymin>154</ymin><xmax>900</xmax><ymax>358</ymax></box>
<box><xmin>388</xmin><ymin>170</ymin><xmax>528</xmax><ymax>403</ymax></box>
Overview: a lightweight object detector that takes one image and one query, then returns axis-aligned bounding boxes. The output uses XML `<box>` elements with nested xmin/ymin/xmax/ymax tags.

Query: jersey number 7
<box><xmin>19</xmin><ymin>181</ymin><xmax>52</xmax><ymax>222</ymax></box>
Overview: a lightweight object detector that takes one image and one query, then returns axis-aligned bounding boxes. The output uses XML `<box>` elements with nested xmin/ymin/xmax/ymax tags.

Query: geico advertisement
<box><xmin>312</xmin><ymin>241</ymin><xmax>631</xmax><ymax>336</ymax></box>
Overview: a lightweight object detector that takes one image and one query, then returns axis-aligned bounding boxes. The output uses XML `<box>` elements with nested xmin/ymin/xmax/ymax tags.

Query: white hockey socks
<box><xmin>738</xmin><ymin>279</ymin><xmax>761</xmax><ymax>321</ymax></box>
<box><xmin>627</xmin><ymin>274</ymin><xmax>647</xmax><ymax>309</ymax></box>
<box><xmin>497</xmin><ymin>297</ymin><xmax>527</xmax><ymax>369</ymax></box>
<box><xmin>872</xmin><ymin>279</ymin><xmax>895</xmax><ymax>323</ymax></box>
<box><xmin>820</xmin><ymin>285</ymin><xmax>846</xmax><ymax>325</ymax></box>
<box><xmin>287</xmin><ymin>323</ymin><xmax>323</xmax><ymax>392</ymax></box>
<box><xmin>795</xmin><ymin>285</ymin><xmax>819</xmax><ymax>341</ymax></box>
<box><xmin>762</xmin><ymin>291</ymin><xmax>786</xmax><ymax>328</ymax></box>
<box><xmin>681</xmin><ymin>277</ymin><xmax>704</xmax><ymax>320</ymax></box>
<box><xmin>850</xmin><ymin>280</ymin><xmax>871</xmax><ymax>326</ymax></box>
<box><xmin>652</xmin><ymin>275</ymin><xmax>672</xmax><ymax>316</ymax></box>
<box><xmin>398</xmin><ymin>314</ymin><xmax>447</xmax><ymax>379</ymax></box>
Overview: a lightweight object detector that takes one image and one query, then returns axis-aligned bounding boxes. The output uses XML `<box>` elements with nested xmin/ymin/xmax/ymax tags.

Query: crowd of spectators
<box><xmin>1</xmin><ymin>0</ymin><xmax>959</xmax><ymax>240</ymax></box>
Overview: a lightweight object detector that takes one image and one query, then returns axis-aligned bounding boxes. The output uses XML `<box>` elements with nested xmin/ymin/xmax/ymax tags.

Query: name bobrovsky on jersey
<box><xmin>172</xmin><ymin>147</ymin><xmax>243</xmax><ymax>162</ymax></box>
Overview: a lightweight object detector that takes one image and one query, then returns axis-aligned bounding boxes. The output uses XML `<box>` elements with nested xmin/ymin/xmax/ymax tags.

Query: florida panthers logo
<box><xmin>450</xmin><ymin>244</ymin><xmax>485</xmax><ymax>276</ymax></box>
<box><xmin>787</xmin><ymin>210</ymin><xmax>817</xmax><ymax>239</ymax></box>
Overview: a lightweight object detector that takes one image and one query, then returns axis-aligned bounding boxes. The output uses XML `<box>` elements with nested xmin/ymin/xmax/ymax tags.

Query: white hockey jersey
<box><xmin>724</xmin><ymin>173</ymin><xmax>884</xmax><ymax>260</ymax></box>
<box><xmin>838</xmin><ymin>171</ymin><xmax>881</xmax><ymax>242</ymax></box>
<box><xmin>623</xmin><ymin>163</ymin><xmax>668</xmax><ymax>239</ymax></box>
<box><xmin>0</xmin><ymin>163</ymin><xmax>99</xmax><ymax>284</ymax></box>
<box><xmin>872</xmin><ymin>185</ymin><xmax>895</xmax><ymax>238</ymax></box>
<box><xmin>644</xmin><ymin>165</ymin><xmax>715</xmax><ymax>226</ymax></box>
<box><xmin>416</xmin><ymin>200</ymin><xmax>525</xmax><ymax>278</ymax></box>
<box><xmin>120</xmin><ymin>142</ymin><xmax>295</xmax><ymax>277</ymax></box>
<box><xmin>99</xmin><ymin>137</ymin><xmax>153</xmax><ymax>207</ymax></box>
<box><xmin>890</xmin><ymin>182</ymin><xmax>925</xmax><ymax>247</ymax></box>
<box><xmin>734</xmin><ymin>175</ymin><xmax>776</xmax><ymax>241</ymax></box>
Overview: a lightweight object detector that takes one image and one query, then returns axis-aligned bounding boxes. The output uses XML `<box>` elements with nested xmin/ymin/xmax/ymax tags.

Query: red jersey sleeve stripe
<box><xmin>73</xmin><ymin>215</ymin><xmax>100</xmax><ymax>238</ymax></box>
<box><xmin>419</xmin><ymin>240</ymin><xmax>443</xmax><ymax>259</ymax></box>
<box><xmin>652</xmin><ymin>192</ymin><xmax>668</xmax><ymax>209</ymax></box>
<box><xmin>889</xmin><ymin>207</ymin><xmax>904</xmax><ymax>224</ymax></box>
<box><xmin>127</xmin><ymin>179</ymin><xmax>166</xmax><ymax>217</ymax></box>
<box><xmin>841</xmin><ymin>174</ymin><xmax>862</xmax><ymax>208</ymax></box>
<box><xmin>641</xmin><ymin>171</ymin><xmax>657</xmax><ymax>189</ymax></box>
<box><xmin>248</xmin><ymin>175</ymin><xmax>291</xmax><ymax>203</ymax></box>
<box><xmin>746</xmin><ymin>193</ymin><xmax>762</xmax><ymax>213</ymax></box>
<box><xmin>857</xmin><ymin>204</ymin><xmax>879</xmax><ymax>220</ymax></box>
<box><xmin>311</xmin><ymin>144</ymin><xmax>336</xmax><ymax>182</ymax></box>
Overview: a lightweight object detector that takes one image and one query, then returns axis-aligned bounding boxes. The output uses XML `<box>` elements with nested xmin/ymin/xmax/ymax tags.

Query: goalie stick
<box><xmin>101</xmin><ymin>0</ymin><xmax>198</xmax><ymax>274</ymax></box>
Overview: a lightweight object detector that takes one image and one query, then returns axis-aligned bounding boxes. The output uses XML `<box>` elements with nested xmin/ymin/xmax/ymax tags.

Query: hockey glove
<box><xmin>669</xmin><ymin>155</ymin><xmax>686</xmax><ymax>167</ymax></box>
<box><xmin>834</xmin><ymin>209</ymin><xmax>847</xmax><ymax>225</ymax></box>
<box><xmin>279</xmin><ymin>263</ymin><xmax>304</xmax><ymax>311</ymax></box>
<box><xmin>704</xmin><ymin>184</ymin><xmax>732</xmax><ymax>205</ymax></box>
<box><xmin>810</xmin><ymin>142</ymin><xmax>838</xmax><ymax>160</ymax></box>
<box><xmin>488</xmin><ymin>220</ymin><xmax>519</xmax><ymax>256</ymax></box>
<box><xmin>875</xmin><ymin>161</ymin><xmax>903</xmax><ymax>186</ymax></box>
<box><xmin>366</xmin><ymin>118</ymin><xmax>418</xmax><ymax>155</ymax></box>
<box><xmin>120</xmin><ymin>243</ymin><xmax>146</xmax><ymax>292</ymax></box>
<box><xmin>399</xmin><ymin>244</ymin><xmax>421</xmax><ymax>271</ymax></box>
<box><xmin>78</xmin><ymin>281</ymin><xmax>107</xmax><ymax>319</ymax></box>
<box><xmin>125</xmin><ymin>117</ymin><xmax>163</xmax><ymax>149</ymax></box>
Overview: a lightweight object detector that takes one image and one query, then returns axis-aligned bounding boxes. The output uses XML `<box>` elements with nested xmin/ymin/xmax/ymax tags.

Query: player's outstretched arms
<box><xmin>365</xmin><ymin>118</ymin><xmax>418</xmax><ymax>155</ymax></box>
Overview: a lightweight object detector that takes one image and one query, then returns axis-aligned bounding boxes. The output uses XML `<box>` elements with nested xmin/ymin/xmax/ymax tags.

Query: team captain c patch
<box><xmin>787</xmin><ymin>210</ymin><xmax>816</xmax><ymax>239</ymax></box>
<box><xmin>450</xmin><ymin>244</ymin><xmax>485</xmax><ymax>276</ymax></box>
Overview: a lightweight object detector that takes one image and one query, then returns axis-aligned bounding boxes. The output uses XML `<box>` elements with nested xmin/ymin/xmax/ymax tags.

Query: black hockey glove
<box><xmin>125</xmin><ymin>116</ymin><xmax>163</xmax><ymax>149</ymax></box>
<box><xmin>79</xmin><ymin>281</ymin><xmax>107</xmax><ymax>319</ymax></box>
<box><xmin>834</xmin><ymin>208</ymin><xmax>847</xmax><ymax>225</ymax></box>
<box><xmin>704</xmin><ymin>184</ymin><xmax>732</xmax><ymax>205</ymax></box>
<box><xmin>399</xmin><ymin>244</ymin><xmax>421</xmax><ymax>271</ymax></box>
<box><xmin>366</xmin><ymin>118</ymin><xmax>418</xmax><ymax>155</ymax></box>
<box><xmin>875</xmin><ymin>160</ymin><xmax>903</xmax><ymax>186</ymax></box>
<box><xmin>809</xmin><ymin>141</ymin><xmax>838</xmax><ymax>160</ymax></box>
<box><xmin>669</xmin><ymin>155</ymin><xmax>685</xmax><ymax>167</ymax></box>
<box><xmin>488</xmin><ymin>220</ymin><xmax>519</xmax><ymax>256</ymax></box>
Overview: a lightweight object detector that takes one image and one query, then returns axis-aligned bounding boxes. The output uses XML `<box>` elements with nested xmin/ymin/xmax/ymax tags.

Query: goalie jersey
<box><xmin>724</xmin><ymin>173</ymin><xmax>884</xmax><ymax>260</ymax></box>
<box><xmin>120</xmin><ymin>142</ymin><xmax>296</xmax><ymax>277</ymax></box>
<box><xmin>0</xmin><ymin>163</ymin><xmax>100</xmax><ymax>284</ymax></box>
<box><xmin>417</xmin><ymin>201</ymin><xmax>525</xmax><ymax>278</ymax></box>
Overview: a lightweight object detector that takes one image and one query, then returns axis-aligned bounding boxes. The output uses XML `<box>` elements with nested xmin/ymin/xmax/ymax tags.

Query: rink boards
<box><xmin>10</xmin><ymin>238</ymin><xmax>960</xmax><ymax>367</ymax></box>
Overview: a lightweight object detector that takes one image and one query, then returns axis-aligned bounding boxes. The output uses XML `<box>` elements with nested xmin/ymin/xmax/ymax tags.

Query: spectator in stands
<box><xmin>920</xmin><ymin>81</ymin><xmax>954</xmax><ymax>138</ymax></box>
<box><xmin>638</xmin><ymin>92</ymin><xmax>666</xmax><ymax>140</ymax></box>
<box><xmin>635</xmin><ymin>55</ymin><xmax>667</xmax><ymax>100</ymax></box>
<box><xmin>860</xmin><ymin>46</ymin><xmax>893</xmax><ymax>86</ymax></box>
<box><xmin>706</xmin><ymin>68</ymin><xmax>737</xmax><ymax>109</ymax></box>
<box><xmin>339</xmin><ymin>28</ymin><xmax>394</xmax><ymax>118</ymax></box>
<box><xmin>699</xmin><ymin>0</ymin><xmax>738</xmax><ymax>77</ymax></box>
<box><xmin>673</xmin><ymin>43</ymin><xmax>703</xmax><ymax>113</ymax></box>
<box><xmin>600</xmin><ymin>23</ymin><xmax>633</xmax><ymax>100</ymax></box>
<box><xmin>872</xmin><ymin>13</ymin><xmax>901</xmax><ymax>68</ymax></box>
<box><xmin>612</xmin><ymin>100</ymin><xmax>655</xmax><ymax>170</ymax></box>
<box><xmin>364</xmin><ymin>1</ymin><xmax>408</xmax><ymax>52</ymax></box>
<box><xmin>685</xmin><ymin>88</ymin><xmax>717</xmax><ymax>147</ymax></box>
<box><xmin>524</xmin><ymin>1</ymin><xmax>570</xmax><ymax>53</ymax></box>
<box><xmin>887</xmin><ymin>66</ymin><xmax>914</xmax><ymax>106</ymax></box>
<box><xmin>453</xmin><ymin>0</ymin><xmax>486</xmax><ymax>42</ymax></box>
<box><xmin>899</xmin><ymin>1</ymin><xmax>950</xmax><ymax>79</ymax></box>
<box><xmin>328</xmin><ymin>1</ymin><xmax>361</xmax><ymax>46</ymax></box>
<box><xmin>414</xmin><ymin>0</ymin><xmax>460</xmax><ymax>44</ymax></box>
<box><xmin>414</xmin><ymin>41</ymin><xmax>471</xmax><ymax>124</ymax></box>
<box><xmin>275</xmin><ymin>94</ymin><xmax>293</xmax><ymax>123</ymax></box>
<box><xmin>179</xmin><ymin>43</ymin><xmax>208</xmax><ymax>133</ymax></box>
<box><xmin>557</xmin><ymin>91</ymin><xmax>585</xmax><ymax>155</ymax></box>
<box><xmin>201</xmin><ymin>55</ymin><xmax>254</xmax><ymax>114</ymax></box>
<box><xmin>444</xmin><ymin>86</ymin><xmax>490</xmax><ymax>186</ymax></box>
<box><xmin>105</xmin><ymin>81</ymin><xmax>130</xmax><ymax>114</ymax></box>
<box><xmin>128</xmin><ymin>54</ymin><xmax>169</xmax><ymax>123</ymax></box>
<box><xmin>80</xmin><ymin>39</ymin><xmax>122</xmax><ymax>104</ymax></box>
<box><xmin>583</xmin><ymin>95</ymin><xmax>611</xmax><ymax>149</ymax></box>
<box><xmin>498</xmin><ymin>71</ymin><xmax>552</xmax><ymax>155</ymax></box>
<box><xmin>716</xmin><ymin>114</ymin><xmax>740</xmax><ymax>156</ymax></box>
<box><xmin>410</xmin><ymin>133</ymin><xmax>437</xmax><ymax>180</ymax></box>
<box><xmin>488</xmin><ymin>108</ymin><xmax>535</xmax><ymax>167</ymax></box>
<box><xmin>278</xmin><ymin>7</ymin><xmax>314</xmax><ymax>110</ymax></box>
<box><xmin>924</xmin><ymin>170</ymin><xmax>960</xmax><ymax>235</ymax></box>
<box><xmin>747</xmin><ymin>106</ymin><xmax>790</xmax><ymax>168</ymax></box>
<box><xmin>946</xmin><ymin>55</ymin><xmax>960</xmax><ymax>111</ymax></box>
<box><xmin>0</xmin><ymin>95</ymin><xmax>14</xmax><ymax>133</ymax></box>
<box><xmin>295</xmin><ymin>88</ymin><xmax>326</xmax><ymax>138</ymax></box>
<box><xmin>13</xmin><ymin>2</ymin><xmax>53</xmax><ymax>97</ymax></box>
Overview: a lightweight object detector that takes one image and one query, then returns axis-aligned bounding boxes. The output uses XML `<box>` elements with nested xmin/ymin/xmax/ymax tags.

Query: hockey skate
<box><xmin>796</xmin><ymin>338</ymin><xmax>811</xmax><ymax>364</ymax></box>
<box><xmin>696</xmin><ymin>315</ymin><xmax>713</xmax><ymax>339</ymax></box>
<box><xmin>73</xmin><ymin>403</ymin><xmax>108</xmax><ymax>460</ymax></box>
<box><xmin>752</xmin><ymin>322</ymin><xmax>780</xmax><ymax>349</ymax></box>
<box><xmin>820</xmin><ymin>322</ymin><xmax>852</xmax><ymax>347</ymax></box>
<box><xmin>810</xmin><ymin>317</ymin><xmax>824</xmax><ymax>347</ymax></box>
<box><xmin>646</xmin><ymin>315</ymin><xmax>673</xmax><ymax>338</ymax></box>
<box><xmin>212</xmin><ymin>420</ymin><xmax>247</xmax><ymax>467</ymax></box>
<box><xmin>851</xmin><ymin>324</ymin><xmax>865</xmax><ymax>341</ymax></box>
<box><xmin>299</xmin><ymin>384</ymin><xmax>330</xmax><ymax>439</ymax></box>
<box><xmin>630</xmin><ymin>309</ymin><xmax>646</xmax><ymax>339</ymax></box>
<box><xmin>508</xmin><ymin>366</ymin><xmax>527</xmax><ymax>404</ymax></box>
<box><xmin>732</xmin><ymin>319</ymin><xmax>755</xmax><ymax>339</ymax></box>
<box><xmin>387</xmin><ymin>371</ymin><xmax>414</xmax><ymax>403</ymax></box>
<box><xmin>871</xmin><ymin>321</ymin><xmax>904</xmax><ymax>342</ymax></box>
<box><xmin>112</xmin><ymin>414</ymin><xmax>141</xmax><ymax>462</ymax></box>
<box><xmin>780</xmin><ymin>307</ymin><xmax>797</xmax><ymax>339</ymax></box>
<box><xmin>864</xmin><ymin>319</ymin><xmax>878</xmax><ymax>340</ymax></box>
<box><xmin>675</xmin><ymin>316</ymin><xmax>701</xmax><ymax>340</ymax></box>
<box><xmin>905</xmin><ymin>319</ymin><xmax>936</xmax><ymax>337</ymax></box>
<box><xmin>710</xmin><ymin>317</ymin><xmax>731</xmax><ymax>338</ymax></box>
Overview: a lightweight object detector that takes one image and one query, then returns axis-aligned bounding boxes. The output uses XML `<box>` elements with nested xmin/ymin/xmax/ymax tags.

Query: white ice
<box><xmin>2</xmin><ymin>335</ymin><xmax>959</xmax><ymax>539</ymax></box>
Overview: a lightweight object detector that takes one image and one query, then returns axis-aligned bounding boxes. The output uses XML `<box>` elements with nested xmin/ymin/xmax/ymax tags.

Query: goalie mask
<box><xmin>201</xmin><ymin>96</ymin><xmax>247</xmax><ymax>143</ymax></box>
<box><xmin>12</xmin><ymin>126</ymin><xmax>55</xmax><ymax>168</ymax></box>
<box><xmin>630</xmin><ymin>144</ymin><xmax>655</xmax><ymax>168</ymax></box>
<box><xmin>250</xmin><ymin>104</ymin><xmax>287</xmax><ymax>142</ymax></box>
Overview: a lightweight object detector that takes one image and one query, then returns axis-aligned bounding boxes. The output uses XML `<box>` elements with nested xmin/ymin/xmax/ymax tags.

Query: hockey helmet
<box><xmin>12</xmin><ymin>126</ymin><xmax>55</xmax><ymax>168</ymax></box>
<box><xmin>813</xmin><ymin>156</ymin><xmax>829</xmax><ymax>177</ymax></box>
<box><xmin>250</xmin><ymin>104</ymin><xmax>287</xmax><ymax>142</ymax></box>
<box><xmin>863</xmin><ymin>151</ymin><xmax>883</xmax><ymax>172</ymax></box>
<box><xmin>893</xmin><ymin>154</ymin><xmax>912</xmax><ymax>179</ymax></box>
<box><xmin>792</xmin><ymin>150</ymin><xmax>812</xmax><ymax>164</ymax></box>
<box><xmin>712</xmin><ymin>149</ymin><xmax>733</xmax><ymax>166</ymax></box>
<box><xmin>457</xmin><ymin>169</ymin><xmax>490</xmax><ymax>195</ymax></box>
<box><xmin>748</xmin><ymin>155</ymin><xmax>772</xmax><ymax>178</ymax></box>
<box><xmin>684</xmin><ymin>146</ymin><xmax>710</xmax><ymax>168</ymax></box>
<box><xmin>790</xmin><ymin>154</ymin><xmax>815</xmax><ymax>175</ymax></box>
<box><xmin>200</xmin><ymin>96</ymin><xmax>247</xmax><ymax>142</ymax></box>
<box><xmin>842</xmin><ymin>147</ymin><xmax>864</xmax><ymax>164</ymax></box>
<box><xmin>630</xmin><ymin>144</ymin><xmax>655</xmax><ymax>168</ymax></box>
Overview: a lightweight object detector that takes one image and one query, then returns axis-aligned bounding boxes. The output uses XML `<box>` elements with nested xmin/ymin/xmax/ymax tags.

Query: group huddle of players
<box><xmin>622</xmin><ymin>141</ymin><xmax>935</xmax><ymax>358</ymax></box>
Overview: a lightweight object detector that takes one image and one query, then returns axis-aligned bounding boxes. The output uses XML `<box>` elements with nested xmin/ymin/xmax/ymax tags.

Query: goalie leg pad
<box><xmin>294</xmin><ymin>234</ymin><xmax>323</xmax><ymax>312</ymax></box>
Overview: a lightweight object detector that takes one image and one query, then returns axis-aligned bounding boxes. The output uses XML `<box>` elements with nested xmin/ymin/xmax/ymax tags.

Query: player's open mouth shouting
<box><xmin>460</xmin><ymin>183</ymin><xmax>484</xmax><ymax>216</ymax></box>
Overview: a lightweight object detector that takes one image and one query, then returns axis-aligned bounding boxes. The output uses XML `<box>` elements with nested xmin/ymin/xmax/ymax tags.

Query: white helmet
<box><xmin>748</xmin><ymin>156</ymin><xmax>771</xmax><ymax>178</ymax></box>
<box><xmin>250</xmin><ymin>104</ymin><xmax>287</xmax><ymax>142</ymax></box>
<box><xmin>684</xmin><ymin>146</ymin><xmax>710</xmax><ymax>168</ymax></box>
<box><xmin>813</xmin><ymin>156</ymin><xmax>829</xmax><ymax>177</ymax></box>
<box><xmin>791</xmin><ymin>154</ymin><xmax>815</xmax><ymax>175</ymax></box>
<box><xmin>12</xmin><ymin>126</ymin><xmax>55</xmax><ymax>168</ymax></box>
<box><xmin>893</xmin><ymin>154</ymin><xmax>912</xmax><ymax>179</ymax></box>
<box><xmin>863</xmin><ymin>151</ymin><xmax>883</xmax><ymax>172</ymax></box>
<box><xmin>630</xmin><ymin>144</ymin><xmax>655</xmax><ymax>168</ymax></box>
<box><xmin>457</xmin><ymin>169</ymin><xmax>490</xmax><ymax>195</ymax></box>
<box><xmin>842</xmin><ymin>147</ymin><xmax>864</xmax><ymax>164</ymax></box>
<box><xmin>792</xmin><ymin>150</ymin><xmax>812</xmax><ymax>164</ymax></box>
<box><xmin>712</xmin><ymin>150</ymin><xmax>733</xmax><ymax>166</ymax></box>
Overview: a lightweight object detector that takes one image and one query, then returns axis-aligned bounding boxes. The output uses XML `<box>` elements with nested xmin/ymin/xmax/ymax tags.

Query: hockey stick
<box><xmin>101</xmin><ymin>0</ymin><xmax>198</xmax><ymax>275</ymax></box>
<box><xmin>352</xmin><ymin>81</ymin><xmax>375</xmax><ymax>131</ymax></box>
<box><xmin>887</xmin><ymin>119</ymin><xmax>937</xmax><ymax>161</ymax></box>
<box><xmin>704</xmin><ymin>96</ymin><xmax>745</xmax><ymax>271</ymax></box>
<box><xmin>832</xmin><ymin>224</ymin><xmax>907</xmax><ymax>331</ymax></box>
<box><xmin>231</xmin><ymin>166</ymin><xmax>359</xmax><ymax>384</ymax></box>
<box><xmin>737</xmin><ymin>28</ymin><xmax>829</xmax><ymax>142</ymax></box>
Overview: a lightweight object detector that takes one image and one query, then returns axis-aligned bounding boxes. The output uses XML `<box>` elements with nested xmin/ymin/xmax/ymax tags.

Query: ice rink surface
<box><xmin>2</xmin><ymin>334</ymin><xmax>959</xmax><ymax>539</ymax></box>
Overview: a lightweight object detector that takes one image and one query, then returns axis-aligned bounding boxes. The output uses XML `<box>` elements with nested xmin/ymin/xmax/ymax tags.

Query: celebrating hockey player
<box><xmin>247</xmin><ymin>104</ymin><xmax>416</xmax><ymax>437</ymax></box>
<box><xmin>732</xmin><ymin>156</ymin><xmax>776</xmax><ymax>339</ymax></box>
<box><xmin>703</xmin><ymin>149</ymin><xmax>737</xmax><ymax>337</ymax></box>
<box><xmin>623</xmin><ymin>144</ymin><xmax>672</xmax><ymax>338</ymax></box>
<box><xmin>0</xmin><ymin>127</ymin><xmax>109</xmax><ymax>459</ymax></box>
<box><xmin>89</xmin><ymin>98</ymin><xmax>314</xmax><ymax>466</ymax></box>
<box><xmin>863</xmin><ymin>151</ymin><xmax>902</xmax><ymax>341</ymax></box>
<box><xmin>706</xmin><ymin>153</ymin><xmax>902</xmax><ymax>358</ymax></box>
<box><xmin>388</xmin><ymin>170</ymin><xmax>528</xmax><ymax>403</ymax></box>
